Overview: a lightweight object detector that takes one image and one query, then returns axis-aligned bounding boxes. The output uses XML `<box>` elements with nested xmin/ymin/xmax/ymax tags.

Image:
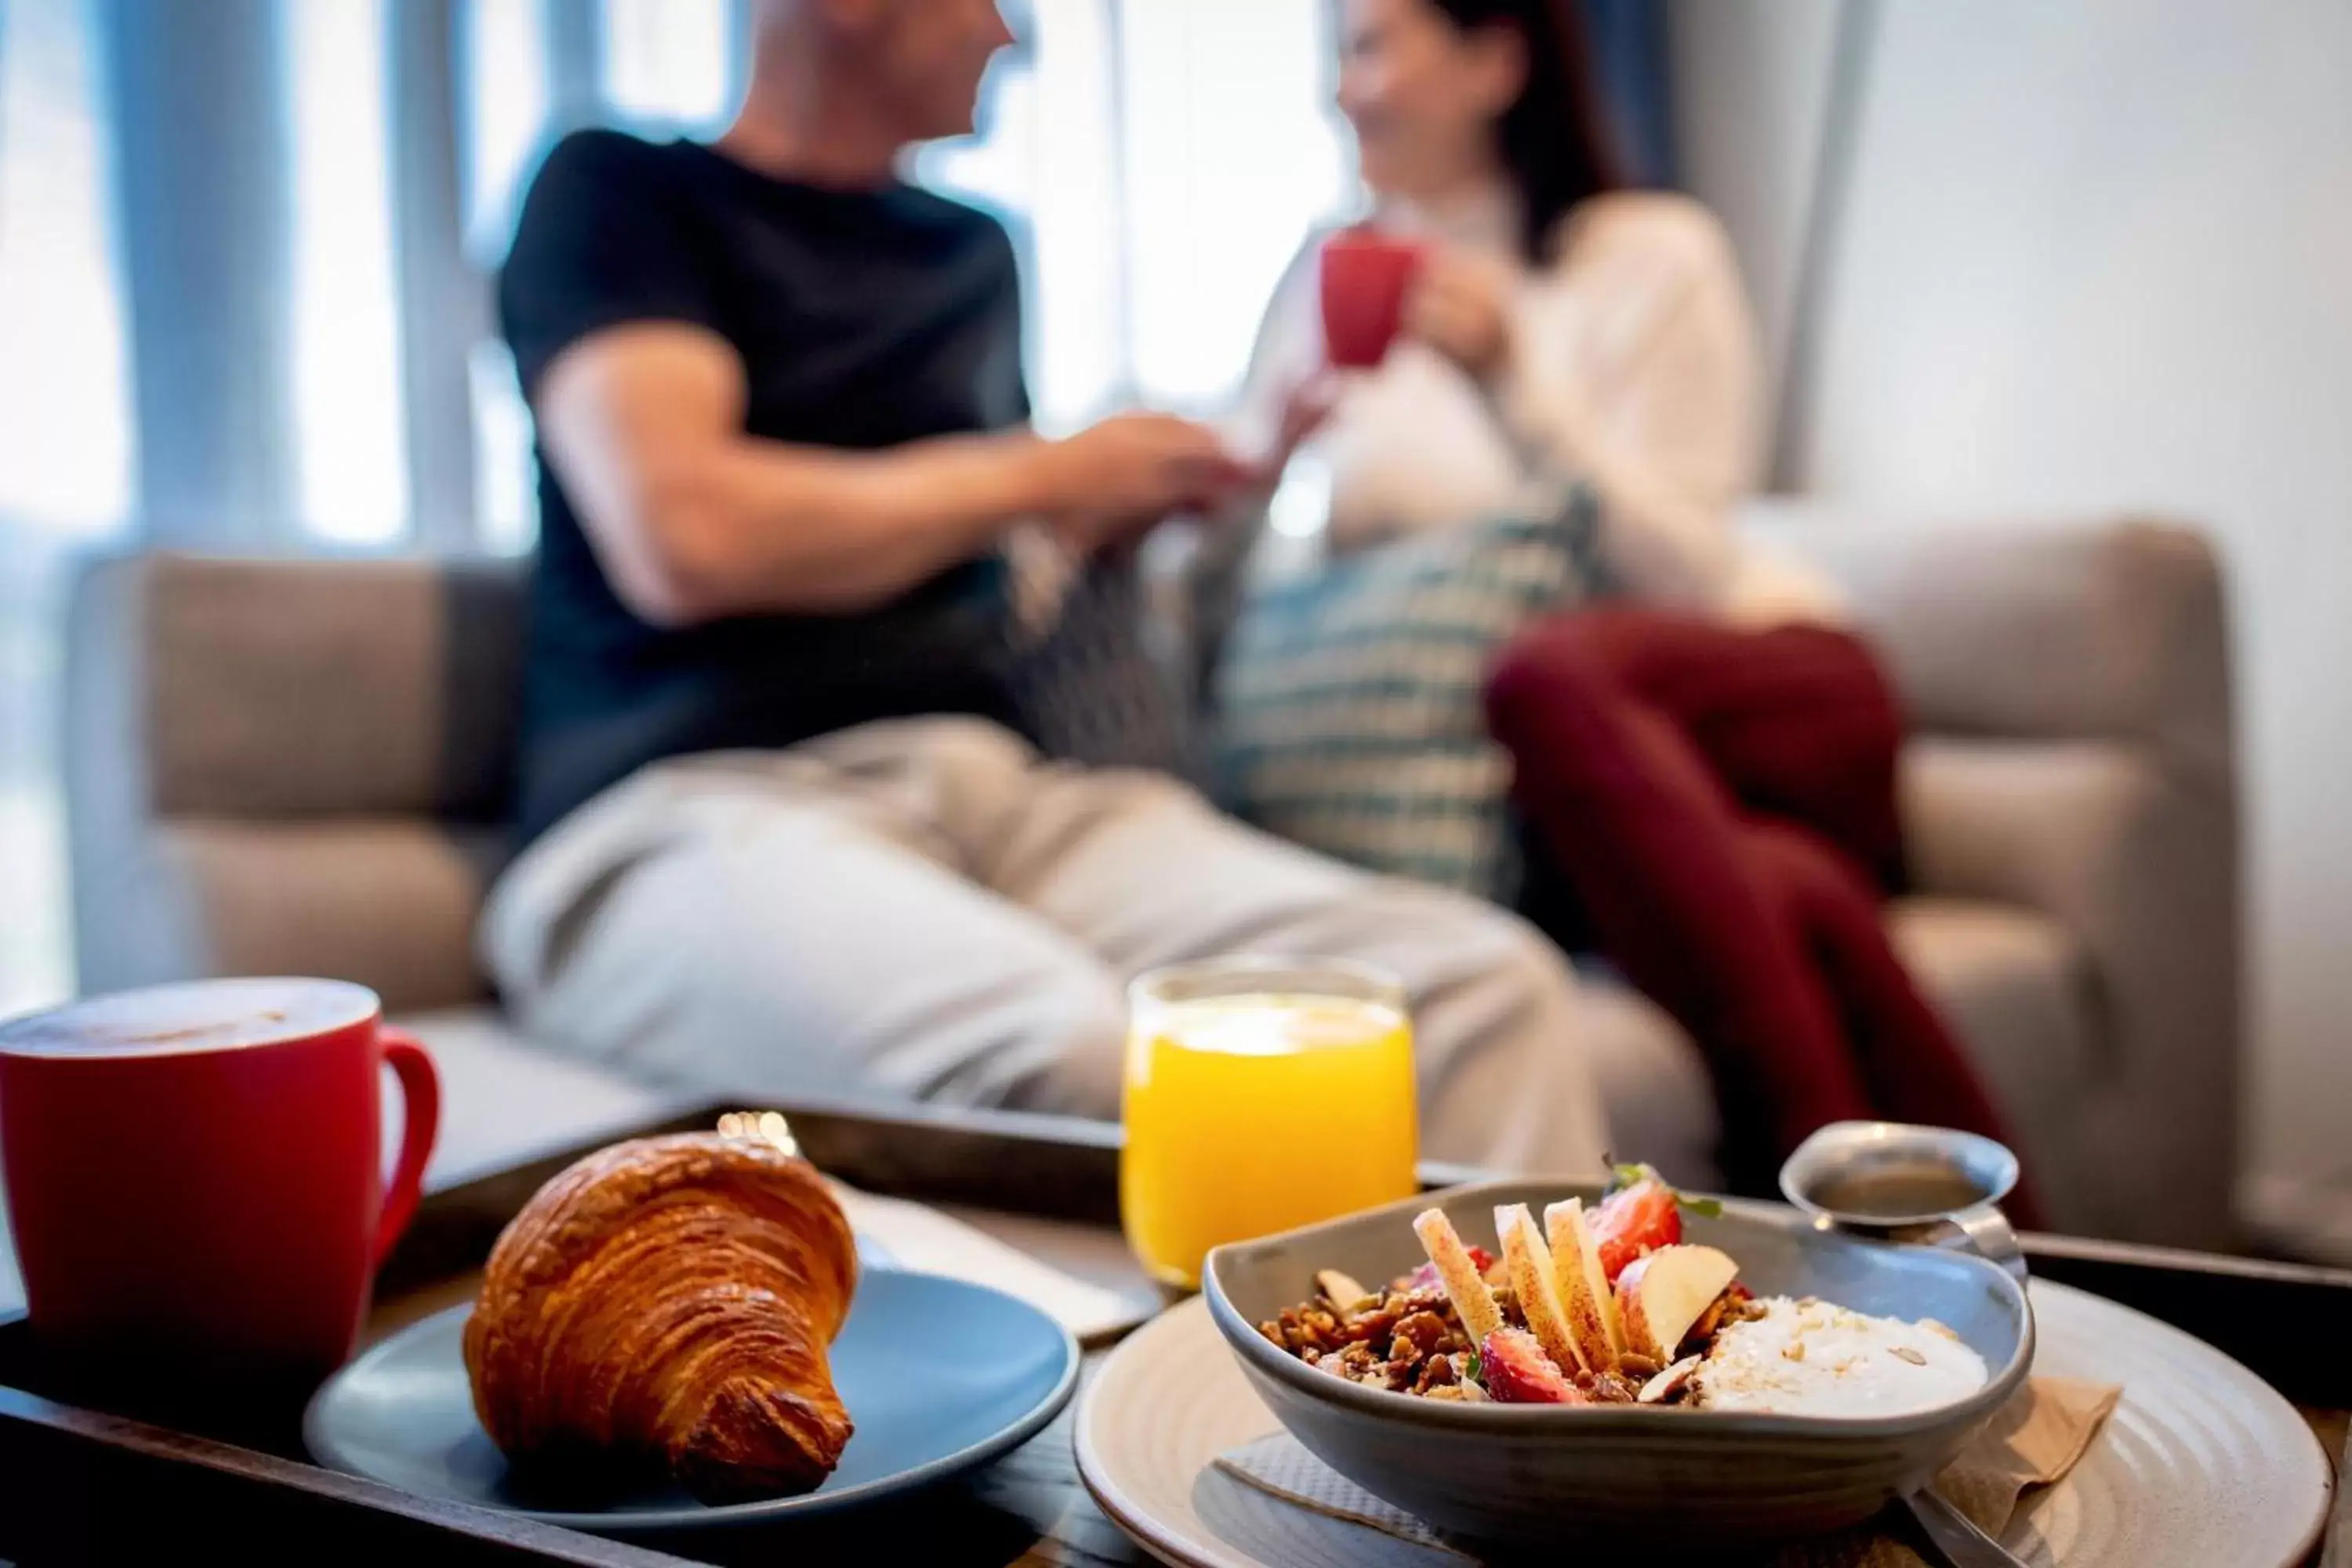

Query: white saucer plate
<box><xmin>1074</xmin><ymin>1279</ymin><xmax>2332</xmax><ymax>1568</ymax></box>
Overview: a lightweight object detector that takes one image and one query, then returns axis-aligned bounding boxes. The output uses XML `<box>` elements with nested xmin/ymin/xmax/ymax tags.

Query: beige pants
<box><xmin>479</xmin><ymin>717</ymin><xmax>1606</xmax><ymax>1171</ymax></box>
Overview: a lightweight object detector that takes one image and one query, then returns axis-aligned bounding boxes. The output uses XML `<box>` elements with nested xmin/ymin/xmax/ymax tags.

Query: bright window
<box><xmin>0</xmin><ymin>0</ymin><xmax>133</xmax><ymax>1017</ymax></box>
<box><xmin>282</xmin><ymin>0</ymin><xmax>410</xmax><ymax>544</ymax></box>
<box><xmin>462</xmin><ymin>0</ymin><xmax>554</xmax><ymax>261</ymax></box>
<box><xmin>919</xmin><ymin>0</ymin><xmax>1348</xmax><ymax>425</ymax></box>
<box><xmin>0</xmin><ymin>0</ymin><xmax>134</xmax><ymax>535</ymax></box>
<box><xmin>1116</xmin><ymin>0</ymin><xmax>1349</xmax><ymax>411</ymax></box>
<box><xmin>602</xmin><ymin>0</ymin><xmax>733</xmax><ymax>131</ymax></box>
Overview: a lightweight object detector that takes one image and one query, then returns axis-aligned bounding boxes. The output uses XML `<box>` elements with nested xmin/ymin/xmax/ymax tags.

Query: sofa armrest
<box><xmin>1739</xmin><ymin>506</ymin><xmax>2242</xmax><ymax>1244</ymax></box>
<box><xmin>1744</xmin><ymin>506</ymin><xmax>2233</xmax><ymax>791</ymax></box>
<box><xmin>64</xmin><ymin>552</ymin><xmax>527</xmax><ymax>1012</ymax></box>
<box><xmin>1898</xmin><ymin>736</ymin><xmax>2238</xmax><ymax>1245</ymax></box>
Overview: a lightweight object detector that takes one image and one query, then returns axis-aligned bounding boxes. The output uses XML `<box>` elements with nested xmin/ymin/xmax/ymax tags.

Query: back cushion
<box><xmin>126</xmin><ymin>554</ymin><xmax>524</xmax><ymax>822</ymax></box>
<box><xmin>1209</xmin><ymin>495</ymin><xmax>1599</xmax><ymax>899</ymax></box>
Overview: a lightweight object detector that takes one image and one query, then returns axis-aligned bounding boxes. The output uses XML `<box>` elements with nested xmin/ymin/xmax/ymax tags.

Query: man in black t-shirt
<box><xmin>479</xmin><ymin>0</ymin><xmax>1604</xmax><ymax>1172</ymax></box>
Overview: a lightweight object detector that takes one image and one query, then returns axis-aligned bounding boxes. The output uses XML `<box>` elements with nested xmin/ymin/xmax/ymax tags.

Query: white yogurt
<box><xmin>1692</xmin><ymin>1296</ymin><xmax>1988</xmax><ymax>1417</ymax></box>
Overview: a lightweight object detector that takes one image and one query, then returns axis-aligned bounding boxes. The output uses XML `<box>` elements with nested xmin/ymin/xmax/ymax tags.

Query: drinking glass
<box><xmin>1120</xmin><ymin>956</ymin><xmax>1419</xmax><ymax>1290</ymax></box>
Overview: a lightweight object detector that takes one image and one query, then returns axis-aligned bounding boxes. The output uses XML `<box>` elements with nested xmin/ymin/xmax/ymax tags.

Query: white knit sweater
<box><xmin>1234</xmin><ymin>184</ymin><xmax>1839</xmax><ymax>626</ymax></box>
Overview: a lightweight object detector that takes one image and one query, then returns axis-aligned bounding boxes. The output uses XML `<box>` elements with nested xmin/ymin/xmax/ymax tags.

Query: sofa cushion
<box><xmin>143</xmin><ymin>820</ymin><xmax>503</xmax><ymax>1014</ymax></box>
<box><xmin>73</xmin><ymin>553</ymin><xmax>526</xmax><ymax>824</ymax></box>
<box><xmin>1557</xmin><ymin>903</ymin><xmax>2097</xmax><ymax>1211</ymax></box>
<box><xmin>1573</xmin><ymin>965</ymin><xmax>1721</xmax><ymax>1188</ymax></box>
<box><xmin>1210</xmin><ymin>499</ymin><xmax>1598</xmax><ymax>898</ymax></box>
<box><xmin>1890</xmin><ymin>896</ymin><xmax>2098</xmax><ymax>1225</ymax></box>
<box><xmin>1744</xmin><ymin>510</ymin><xmax>2230</xmax><ymax>789</ymax></box>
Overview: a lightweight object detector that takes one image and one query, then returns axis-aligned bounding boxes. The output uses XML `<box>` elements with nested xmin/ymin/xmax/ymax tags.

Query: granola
<box><xmin>1257</xmin><ymin>1163</ymin><xmax>1984</xmax><ymax>1415</ymax></box>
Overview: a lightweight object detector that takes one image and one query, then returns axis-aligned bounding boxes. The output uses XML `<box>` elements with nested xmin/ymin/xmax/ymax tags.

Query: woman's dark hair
<box><xmin>1424</xmin><ymin>0</ymin><xmax>1619</xmax><ymax>259</ymax></box>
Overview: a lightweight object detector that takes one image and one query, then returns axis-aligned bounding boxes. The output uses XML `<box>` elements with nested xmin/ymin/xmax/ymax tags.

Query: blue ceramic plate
<box><xmin>304</xmin><ymin>1268</ymin><xmax>1080</xmax><ymax>1535</ymax></box>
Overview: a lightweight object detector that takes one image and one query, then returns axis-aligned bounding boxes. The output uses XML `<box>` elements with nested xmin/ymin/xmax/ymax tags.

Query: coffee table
<box><xmin>1</xmin><ymin>1099</ymin><xmax>2344</xmax><ymax>1564</ymax></box>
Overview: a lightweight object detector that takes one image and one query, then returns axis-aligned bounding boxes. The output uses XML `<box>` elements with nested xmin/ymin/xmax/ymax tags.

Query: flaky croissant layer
<box><xmin>464</xmin><ymin>1131</ymin><xmax>859</xmax><ymax>1503</ymax></box>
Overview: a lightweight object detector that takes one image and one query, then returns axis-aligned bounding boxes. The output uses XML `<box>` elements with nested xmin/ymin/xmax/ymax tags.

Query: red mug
<box><xmin>0</xmin><ymin>978</ymin><xmax>439</xmax><ymax>1384</ymax></box>
<box><xmin>1320</xmin><ymin>229</ymin><xmax>1425</xmax><ymax>369</ymax></box>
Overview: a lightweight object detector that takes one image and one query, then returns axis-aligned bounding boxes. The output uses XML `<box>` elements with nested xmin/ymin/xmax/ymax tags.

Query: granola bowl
<box><xmin>1202</xmin><ymin>1177</ymin><xmax>2031</xmax><ymax>1552</ymax></box>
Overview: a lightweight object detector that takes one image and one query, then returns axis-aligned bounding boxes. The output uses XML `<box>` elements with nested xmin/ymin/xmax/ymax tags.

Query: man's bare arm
<box><xmin>535</xmin><ymin>321</ymin><xmax>1247</xmax><ymax>626</ymax></box>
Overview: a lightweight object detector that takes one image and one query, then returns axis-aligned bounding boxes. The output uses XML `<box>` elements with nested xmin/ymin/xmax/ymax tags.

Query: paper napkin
<box><xmin>831</xmin><ymin>1181</ymin><xmax>1142</xmax><ymax>1343</ymax></box>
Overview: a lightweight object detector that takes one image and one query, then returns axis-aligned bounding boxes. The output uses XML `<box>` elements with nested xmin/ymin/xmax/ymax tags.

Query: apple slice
<box><xmin>1494</xmin><ymin>1203</ymin><xmax>1584</xmax><ymax>1376</ymax></box>
<box><xmin>1544</xmin><ymin>1198</ymin><xmax>1624</xmax><ymax>1372</ymax></box>
<box><xmin>1613</xmin><ymin>1243</ymin><xmax>1740</xmax><ymax>1363</ymax></box>
<box><xmin>1412</xmin><ymin>1208</ymin><xmax>1504</xmax><ymax>1345</ymax></box>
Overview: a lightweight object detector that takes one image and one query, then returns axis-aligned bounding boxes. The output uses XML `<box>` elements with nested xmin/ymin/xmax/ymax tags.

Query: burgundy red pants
<box><xmin>1486</xmin><ymin>608</ymin><xmax>2031</xmax><ymax>1210</ymax></box>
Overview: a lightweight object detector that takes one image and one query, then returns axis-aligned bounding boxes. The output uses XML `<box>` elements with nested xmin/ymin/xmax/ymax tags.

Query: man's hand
<box><xmin>1034</xmin><ymin>412</ymin><xmax>1252</xmax><ymax>555</ymax></box>
<box><xmin>1403</xmin><ymin>248</ymin><xmax>1516</xmax><ymax>383</ymax></box>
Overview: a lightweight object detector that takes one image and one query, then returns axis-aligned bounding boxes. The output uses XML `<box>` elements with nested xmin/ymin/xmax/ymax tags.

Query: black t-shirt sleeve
<box><xmin>991</xmin><ymin>211</ymin><xmax>1035</xmax><ymax>430</ymax></box>
<box><xmin>499</xmin><ymin>131</ymin><xmax>724</xmax><ymax>397</ymax></box>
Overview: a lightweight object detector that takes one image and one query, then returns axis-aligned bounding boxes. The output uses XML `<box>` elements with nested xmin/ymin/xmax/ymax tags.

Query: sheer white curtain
<box><xmin>0</xmin><ymin>0</ymin><xmax>135</xmax><ymax>1017</ymax></box>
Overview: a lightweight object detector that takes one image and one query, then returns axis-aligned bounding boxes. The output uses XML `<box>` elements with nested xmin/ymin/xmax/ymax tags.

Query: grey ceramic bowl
<box><xmin>1203</xmin><ymin>1178</ymin><xmax>2032</xmax><ymax>1552</ymax></box>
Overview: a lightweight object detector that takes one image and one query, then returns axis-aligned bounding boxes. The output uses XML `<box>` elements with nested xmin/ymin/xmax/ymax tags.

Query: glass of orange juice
<box><xmin>1120</xmin><ymin>956</ymin><xmax>1418</xmax><ymax>1290</ymax></box>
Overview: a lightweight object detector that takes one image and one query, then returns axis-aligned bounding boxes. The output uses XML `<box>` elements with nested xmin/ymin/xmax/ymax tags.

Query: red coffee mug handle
<box><xmin>374</xmin><ymin>1028</ymin><xmax>442</xmax><ymax>1268</ymax></box>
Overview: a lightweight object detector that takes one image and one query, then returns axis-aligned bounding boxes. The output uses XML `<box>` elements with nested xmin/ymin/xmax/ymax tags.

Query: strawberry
<box><xmin>1591</xmin><ymin>1178</ymin><xmax>1680</xmax><ymax>1282</ymax></box>
<box><xmin>1478</xmin><ymin>1328</ymin><xmax>1584</xmax><ymax>1405</ymax></box>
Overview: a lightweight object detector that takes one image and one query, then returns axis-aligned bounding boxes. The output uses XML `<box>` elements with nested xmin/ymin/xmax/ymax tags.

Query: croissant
<box><xmin>463</xmin><ymin>1131</ymin><xmax>858</xmax><ymax>1503</ymax></box>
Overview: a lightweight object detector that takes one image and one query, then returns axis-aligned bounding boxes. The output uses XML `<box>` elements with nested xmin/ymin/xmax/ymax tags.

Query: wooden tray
<box><xmin>1</xmin><ymin>1098</ymin><xmax>2344</xmax><ymax>1565</ymax></box>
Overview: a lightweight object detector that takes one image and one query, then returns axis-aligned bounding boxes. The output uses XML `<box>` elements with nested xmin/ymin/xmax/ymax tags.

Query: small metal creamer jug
<box><xmin>1779</xmin><ymin>1120</ymin><xmax>2027</xmax><ymax>1282</ymax></box>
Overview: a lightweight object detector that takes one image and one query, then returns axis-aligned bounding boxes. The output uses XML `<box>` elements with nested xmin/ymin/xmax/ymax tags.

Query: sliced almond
<box><xmin>1314</xmin><ymin>1268</ymin><xmax>1373</xmax><ymax>1316</ymax></box>
<box><xmin>1638</xmin><ymin>1355</ymin><xmax>1701</xmax><ymax>1404</ymax></box>
<box><xmin>1890</xmin><ymin>1345</ymin><xmax>1927</xmax><ymax>1366</ymax></box>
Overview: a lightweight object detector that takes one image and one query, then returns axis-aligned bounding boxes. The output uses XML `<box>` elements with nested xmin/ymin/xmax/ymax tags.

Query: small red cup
<box><xmin>0</xmin><ymin>978</ymin><xmax>439</xmax><ymax>1387</ymax></box>
<box><xmin>1320</xmin><ymin>229</ymin><xmax>1425</xmax><ymax>369</ymax></box>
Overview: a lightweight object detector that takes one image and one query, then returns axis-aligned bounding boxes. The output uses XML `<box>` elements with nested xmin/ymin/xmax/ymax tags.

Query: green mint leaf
<box><xmin>1465</xmin><ymin>1348</ymin><xmax>1483</xmax><ymax>1385</ymax></box>
<box><xmin>1677</xmin><ymin>1193</ymin><xmax>1724</xmax><ymax>1218</ymax></box>
<box><xmin>1609</xmin><ymin>1161</ymin><xmax>1665</xmax><ymax>1194</ymax></box>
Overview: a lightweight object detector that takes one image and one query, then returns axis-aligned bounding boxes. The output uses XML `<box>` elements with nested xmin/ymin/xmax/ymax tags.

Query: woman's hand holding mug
<box><xmin>1402</xmin><ymin>245</ymin><xmax>1517</xmax><ymax>383</ymax></box>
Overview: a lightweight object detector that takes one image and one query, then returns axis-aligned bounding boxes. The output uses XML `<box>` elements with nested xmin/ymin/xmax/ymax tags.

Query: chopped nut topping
<box><xmin>1889</xmin><ymin>1346</ymin><xmax>1928</xmax><ymax>1366</ymax></box>
<box><xmin>1316</xmin><ymin>1269</ymin><xmax>1373</xmax><ymax>1316</ymax></box>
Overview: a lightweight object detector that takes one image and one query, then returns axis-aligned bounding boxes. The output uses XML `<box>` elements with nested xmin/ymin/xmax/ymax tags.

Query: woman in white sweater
<box><xmin>1232</xmin><ymin>0</ymin><xmax>2030</xmax><ymax>1202</ymax></box>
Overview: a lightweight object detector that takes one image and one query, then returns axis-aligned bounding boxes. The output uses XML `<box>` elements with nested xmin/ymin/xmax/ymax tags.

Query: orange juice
<box><xmin>1121</xmin><ymin>973</ymin><xmax>1418</xmax><ymax>1290</ymax></box>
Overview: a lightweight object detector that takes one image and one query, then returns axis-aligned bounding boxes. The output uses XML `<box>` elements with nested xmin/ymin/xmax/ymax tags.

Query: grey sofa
<box><xmin>61</xmin><ymin>510</ymin><xmax>2242</xmax><ymax>1246</ymax></box>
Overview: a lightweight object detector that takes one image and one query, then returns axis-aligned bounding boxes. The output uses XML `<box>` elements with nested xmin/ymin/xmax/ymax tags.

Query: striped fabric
<box><xmin>1210</xmin><ymin>492</ymin><xmax>1601</xmax><ymax>898</ymax></box>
